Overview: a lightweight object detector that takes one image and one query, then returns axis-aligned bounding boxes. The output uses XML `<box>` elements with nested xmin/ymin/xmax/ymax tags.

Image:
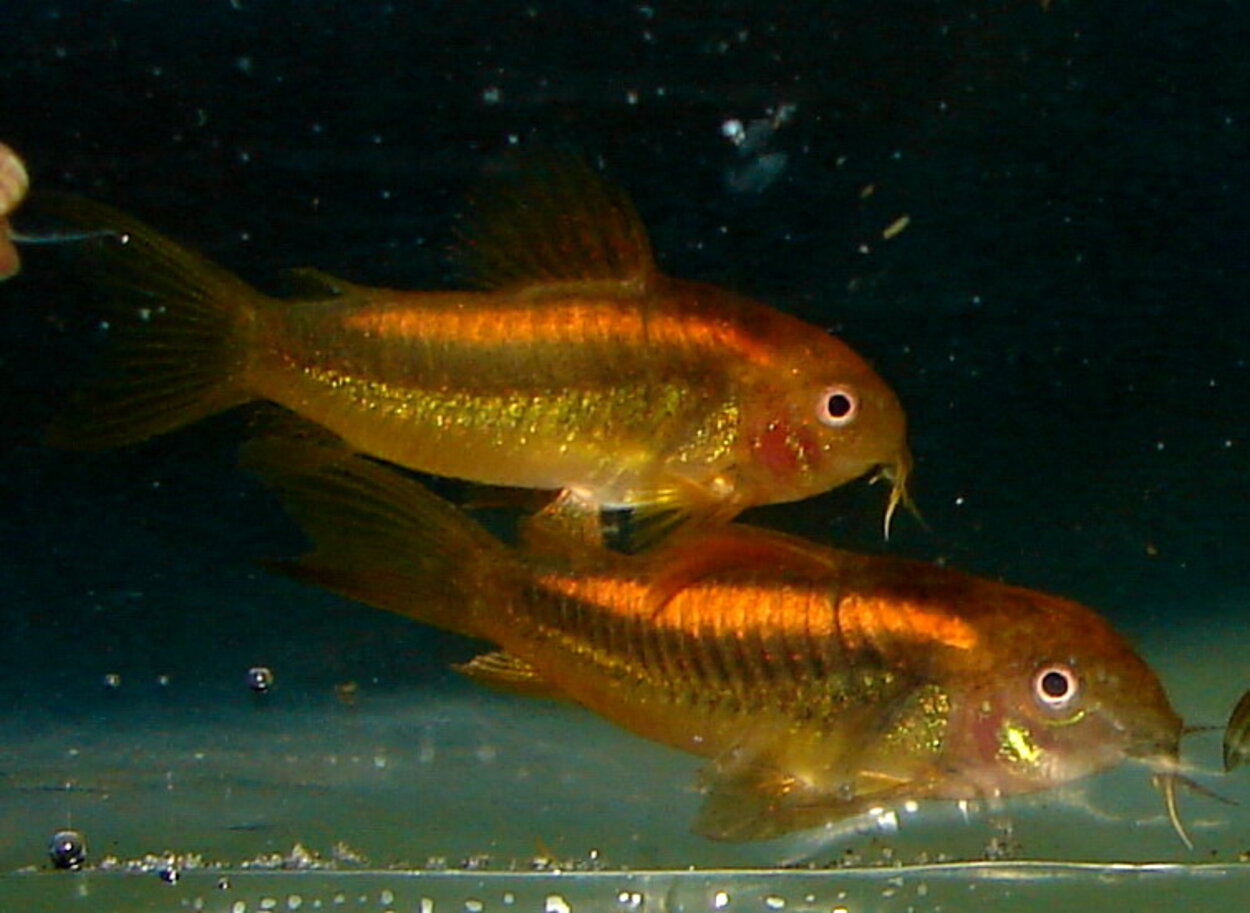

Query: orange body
<box><xmin>40</xmin><ymin>154</ymin><xmax>912</xmax><ymax>538</ymax></box>
<box><xmin>252</xmin><ymin>440</ymin><xmax>1185</xmax><ymax>841</ymax></box>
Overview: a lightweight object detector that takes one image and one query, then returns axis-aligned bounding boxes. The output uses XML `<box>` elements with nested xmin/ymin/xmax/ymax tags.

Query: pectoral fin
<box><xmin>694</xmin><ymin>756</ymin><xmax>926</xmax><ymax>842</ymax></box>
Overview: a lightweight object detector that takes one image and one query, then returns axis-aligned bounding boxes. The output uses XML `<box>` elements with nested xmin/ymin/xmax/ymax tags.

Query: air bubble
<box><xmin>247</xmin><ymin>666</ymin><xmax>275</xmax><ymax>693</ymax></box>
<box><xmin>48</xmin><ymin>830</ymin><xmax>86</xmax><ymax>870</ymax></box>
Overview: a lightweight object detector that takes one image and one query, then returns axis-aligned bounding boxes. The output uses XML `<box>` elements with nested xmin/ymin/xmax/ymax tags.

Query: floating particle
<box><xmin>102</xmin><ymin>673</ymin><xmax>122</xmax><ymax>690</ymax></box>
<box><xmin>48</xmin><ymin>829</ymin><xmax>87</xmax><ymax>870</ymax></box>
<box><xmin>247</xmin><ymin>666</ymin><xmax>274</xmax><ymax>693</ymax></box>
<box><xmin>882</xmin><ymin>214</ymin><xmax>911</xmax><ymax>240</ymax></box>
<box><xmin>334</xmin><ymin>680</ymin><xmax>359</xmax><ymax>705</ymax></box>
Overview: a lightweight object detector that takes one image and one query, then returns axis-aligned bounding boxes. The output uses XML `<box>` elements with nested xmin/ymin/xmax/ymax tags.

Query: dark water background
<box><xmin>0</xmin><ymin>0</ymin><xmax>1247</xmax><ymax>882</ymax></box>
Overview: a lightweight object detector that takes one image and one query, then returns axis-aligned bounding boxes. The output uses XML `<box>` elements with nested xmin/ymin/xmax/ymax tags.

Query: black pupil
<box><xmin>826</xmin><ymin>392</ymin><xmax>852</xmax><ymax>418</ymax></box>
<box><xmin>1040</xmin><ymin>670</ymin><xmax>1070</xmax><ymax>698</ymax></box>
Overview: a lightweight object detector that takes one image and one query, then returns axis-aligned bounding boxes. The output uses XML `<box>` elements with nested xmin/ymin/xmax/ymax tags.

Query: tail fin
<box><xmin>243</xmin><ymin>435</ymin><xmax>516</xmax><ymax>640</ymax></box>
<box><xmin>30</xmin><ymin>192</ymin><xmax>264</xmax><ymax>448</ymax></box>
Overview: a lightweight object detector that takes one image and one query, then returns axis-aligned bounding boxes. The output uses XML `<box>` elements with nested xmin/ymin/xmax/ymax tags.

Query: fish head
<box><xmin>740</xmin><ymin>335</ymin><xmax>913</xmax><ymax>531</ymax></box>
<box><xmin>942</xmin><ymin>593</ymin><xmax>1183</xmax><ymax>808</ymax></box>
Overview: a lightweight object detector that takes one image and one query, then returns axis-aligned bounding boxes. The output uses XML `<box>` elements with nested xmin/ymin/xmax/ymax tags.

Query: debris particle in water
<box><xmin>103</xmin><ymin>672</ymin><xmax>122</xmax><ymax>690</ymax></box>
<box><xmin>335</xmin><ymin>680</ymin><xmax>359</xmax><ymax>705</ymax></box>
<box><xmin>247</xmin><ymin>666</ymin><xmax>275</xmax><ymax>693</ymax></box>
<box><xmin>48</xmin><ymin>829</ymin><xmax>87</xmax><ymax>870</ymax></box>
<box><xmin>882</xmin><ymin>214</ymin><xmax>911</xmax><ymax>240</ymax></box>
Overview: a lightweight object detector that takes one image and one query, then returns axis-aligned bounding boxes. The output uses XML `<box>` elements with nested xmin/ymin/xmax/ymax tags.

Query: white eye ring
<box><xmin>1032</xmin><ymin>663</ymin><xmax>1079</xmax><ymax>711</ymax></box>
<box><xmin>817</xmin><ymin>385</ymin><xmax>858</xmax><ymax>427</ymax></box>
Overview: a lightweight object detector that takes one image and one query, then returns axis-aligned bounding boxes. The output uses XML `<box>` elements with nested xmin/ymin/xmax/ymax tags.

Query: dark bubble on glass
<box><xmin>48</xmin><ymin>829</ymin><xmax>86</xmax><ymax>870</ymax></box>
<box><xmin>247</xmin><ymin>666</ymin><xmax>275</xmax><ymax>694</ymax></box>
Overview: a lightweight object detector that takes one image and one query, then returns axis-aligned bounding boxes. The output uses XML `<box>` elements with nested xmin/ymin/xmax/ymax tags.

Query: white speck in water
<box><xmin>465</xmin><ymin>901</ymin><xmax>483</xmax><ymax>913</ymax></box>
<box><xmin>288</xmin><ymin>896</ymin><xmax>303</xmax><ymax>910</ymax></box>
<box><xmin>875</xmin><ymin>809</ymin><xmax>899</xmax><ymax>833</ymax></box>
<box><xmin>420</xmin><ymin>899</ymin><xmax>433</xmax><ymax>913</ymax></box>
<box><xmin>260</xmin><ymin>898</ymin><xmax>277</xmax><ymax>911</ymax></box>
<box><xmin>764</xmin><ymin>895</ymin><xmax>785</xmax><ymax>910</ymax></box>
<box><xmin>713</xmin><ymin>890</ymin><xmax>730</xmax><ymax>909</ymax></box>
<box><xmin>475</xmin><ymin>743</ymin><xmax>497</xmax><ymax>764</ymax></box>
<box><xmin>546</xmin><ymin>894</ymin><xmax>571</xmax><ymax>913</ymax></box>
<box><xmin>482</xmin><ymin>86</ymin><xmax>502</xmax><ymax>104</ymax></box>
<box><xmin>232</xmin><ymin>904</ymin><xmax>246</xmax><ymax>913</ymax></box>
<box><xmin>380</xmin><ymin>890</ymin><xmax>395</xmax><ymax>905</ymax></box>
<box><xmin>503</xmin><ymin>894</ymin><xmax>515</xmax><ymax>906</ymax></box>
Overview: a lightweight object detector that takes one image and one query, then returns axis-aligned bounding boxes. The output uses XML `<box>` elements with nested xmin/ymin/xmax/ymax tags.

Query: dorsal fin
<box><xmin>453</xmin><ymin>149</ymin><xmax>657</xmax><ymax>293</ymax></box>
<box><xmin>643</xmin><ymin>526</ymin><xmax>839</xmax><ymax>618</ymax></box>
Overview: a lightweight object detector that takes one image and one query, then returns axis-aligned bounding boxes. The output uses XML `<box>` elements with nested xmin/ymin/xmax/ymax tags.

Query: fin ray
<box><xmin>245</xmin><ymin>436</ymin><xmax>512</xmax><ymax>639</ymax></box>
<box><xmin>454</xmin><ymin>150</ymin><xmax>657</xmax><ymax>291</ymax></box>
<box><xmin>29</xmin><ymin>192</ymin><xmax>263</xmax><ymax>448</ymax></box>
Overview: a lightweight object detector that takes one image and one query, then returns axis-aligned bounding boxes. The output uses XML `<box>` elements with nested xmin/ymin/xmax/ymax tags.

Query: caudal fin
<box><xmin>243</xmin><ymin>435</ymin><xmax>516</xmax><ymax>640</ymax></box>
<box><xmin>31</xmin><ymin>192</ymin><xmax>263</xmax><ymax>448</ymax></box>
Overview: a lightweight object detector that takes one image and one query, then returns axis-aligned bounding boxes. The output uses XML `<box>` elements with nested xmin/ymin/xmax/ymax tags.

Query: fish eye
<box><xmin>817</xmin><ymin>385</ymin><xmax>858</xmax><ymax>427</ymax></box>
<box><xmin>1032</xmin><ymin>663</ymin><xmax>1079</xmax><ymax>711</ymax></box>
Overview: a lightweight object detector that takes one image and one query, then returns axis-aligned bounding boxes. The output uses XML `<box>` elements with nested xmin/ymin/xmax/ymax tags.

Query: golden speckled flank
<box><xmin>882</xmin><ymin>684</ymin><xmax>951</xmax><ymax>757</ymax></box>
<box><xmin>293</xmin><ymin>363</ymin><xmax>739</xmax><ymax>480</ymax></box>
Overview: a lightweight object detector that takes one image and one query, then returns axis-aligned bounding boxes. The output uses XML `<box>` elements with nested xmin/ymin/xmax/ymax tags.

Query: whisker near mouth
<box><xmin>1147</xmin><ymin>761</ymin><xmax>1239</xmax><ymax>851</ymax></box>
<box><xmin>1152</xmin><ymin>771</ymin><xmax>1192</xmax><ymax>850</ymax></box>
<box><xmin>875</xmin><ymin>457</ymin><xmax>925</xmax><ymax>541</ymax></box>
